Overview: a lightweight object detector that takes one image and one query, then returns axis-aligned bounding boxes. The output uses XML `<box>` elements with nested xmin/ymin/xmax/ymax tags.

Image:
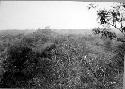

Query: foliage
<box><xmin>89</xmin><ymin>2</ymin><xmax>125</xmax><ymax>89</ymax></box>
<box><xmin>0</xmin><ymin>32</ymin><xmax>57</xmax><ymax>88</ymax></box>
<box><xmin>0</xmin><ymin>45</ymin><xmax>38</xmax><ymax>87</ymax></box>
<box><xmin>0</xmin><ymin>28</ymin><xmax>123</xmax><ymax>89</ymax></box>
<box><xmin>90</xmin><ymin>3</ymin><xmax>125</xmax><ymax>41</ymax></box>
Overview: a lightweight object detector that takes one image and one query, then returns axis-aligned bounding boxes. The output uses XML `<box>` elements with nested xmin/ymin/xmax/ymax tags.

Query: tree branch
<box><xmin>106</xmin><ymin>22</ymin><xmax>125</xmax><ymax>36</ymax></box>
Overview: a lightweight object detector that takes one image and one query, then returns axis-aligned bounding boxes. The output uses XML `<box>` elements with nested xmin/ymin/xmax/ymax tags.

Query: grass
<box><xmin>0</xmin><ymin>28</ymin><xmax>123</xmax><ymax>89</ymax></box>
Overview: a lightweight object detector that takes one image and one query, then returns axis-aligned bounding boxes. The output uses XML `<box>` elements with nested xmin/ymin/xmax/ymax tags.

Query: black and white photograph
<box><xmin>0</xmin><ymin>1</ymin><xmax>125</xmax><ymax>89</ymax></box>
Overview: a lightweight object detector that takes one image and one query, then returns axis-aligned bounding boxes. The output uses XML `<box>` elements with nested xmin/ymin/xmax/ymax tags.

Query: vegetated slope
<box><xmin>0</xmin><ymin>28</ymin><xmax>123</xmax><ymax>89</ymax></box>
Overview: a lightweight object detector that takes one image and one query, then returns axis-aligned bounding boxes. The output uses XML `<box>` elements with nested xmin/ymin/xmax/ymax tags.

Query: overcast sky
<box><xmin>0</xmin><ymin>1</ymin><xmax>116</xmax><ymax>30</ymax></box>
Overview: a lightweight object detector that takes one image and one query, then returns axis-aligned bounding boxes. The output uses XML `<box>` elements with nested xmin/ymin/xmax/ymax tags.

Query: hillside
<box><xmin>0</xmin><ymin>28</ymin><xmax>123</xmax><ymax>89</ymax></box>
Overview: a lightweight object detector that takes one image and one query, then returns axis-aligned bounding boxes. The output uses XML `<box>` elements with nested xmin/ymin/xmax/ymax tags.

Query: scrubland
<box><xmin>0</xmin><ymin>28</ymin><xmax>123</xmax><ymax>89</ymax></box>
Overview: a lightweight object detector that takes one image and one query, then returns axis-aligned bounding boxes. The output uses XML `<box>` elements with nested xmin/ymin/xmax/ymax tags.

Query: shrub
<box><xmin>0</xmin><ymin>44</ymin><xmax>39</xmax><ymax>88</ymax></box>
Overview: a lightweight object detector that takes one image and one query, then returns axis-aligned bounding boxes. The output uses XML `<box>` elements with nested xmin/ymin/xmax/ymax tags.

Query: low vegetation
<box><xmin>0</xmin><ymin>28</ymin><xmax>123</xmax><ymax>89</ymax></box>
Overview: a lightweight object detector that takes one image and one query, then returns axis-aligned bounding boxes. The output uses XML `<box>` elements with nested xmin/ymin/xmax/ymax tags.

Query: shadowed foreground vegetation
<box><xmin>0</xmin><ymin>28</ymin><xmax>124</xmax><ymax>89</ymax></box>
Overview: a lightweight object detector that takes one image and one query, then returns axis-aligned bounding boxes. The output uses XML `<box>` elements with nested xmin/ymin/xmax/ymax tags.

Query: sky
<box><xmin>0</xmin><ymin>1</ymin><xmax>116</xmax><ymax>30</ymax></box>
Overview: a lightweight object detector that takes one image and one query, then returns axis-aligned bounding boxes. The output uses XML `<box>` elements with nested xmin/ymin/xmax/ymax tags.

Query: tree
<box><xmin>88</xmin><ymin>2</ymin><xmax>125</xmax><ymax>89</ymax></box>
